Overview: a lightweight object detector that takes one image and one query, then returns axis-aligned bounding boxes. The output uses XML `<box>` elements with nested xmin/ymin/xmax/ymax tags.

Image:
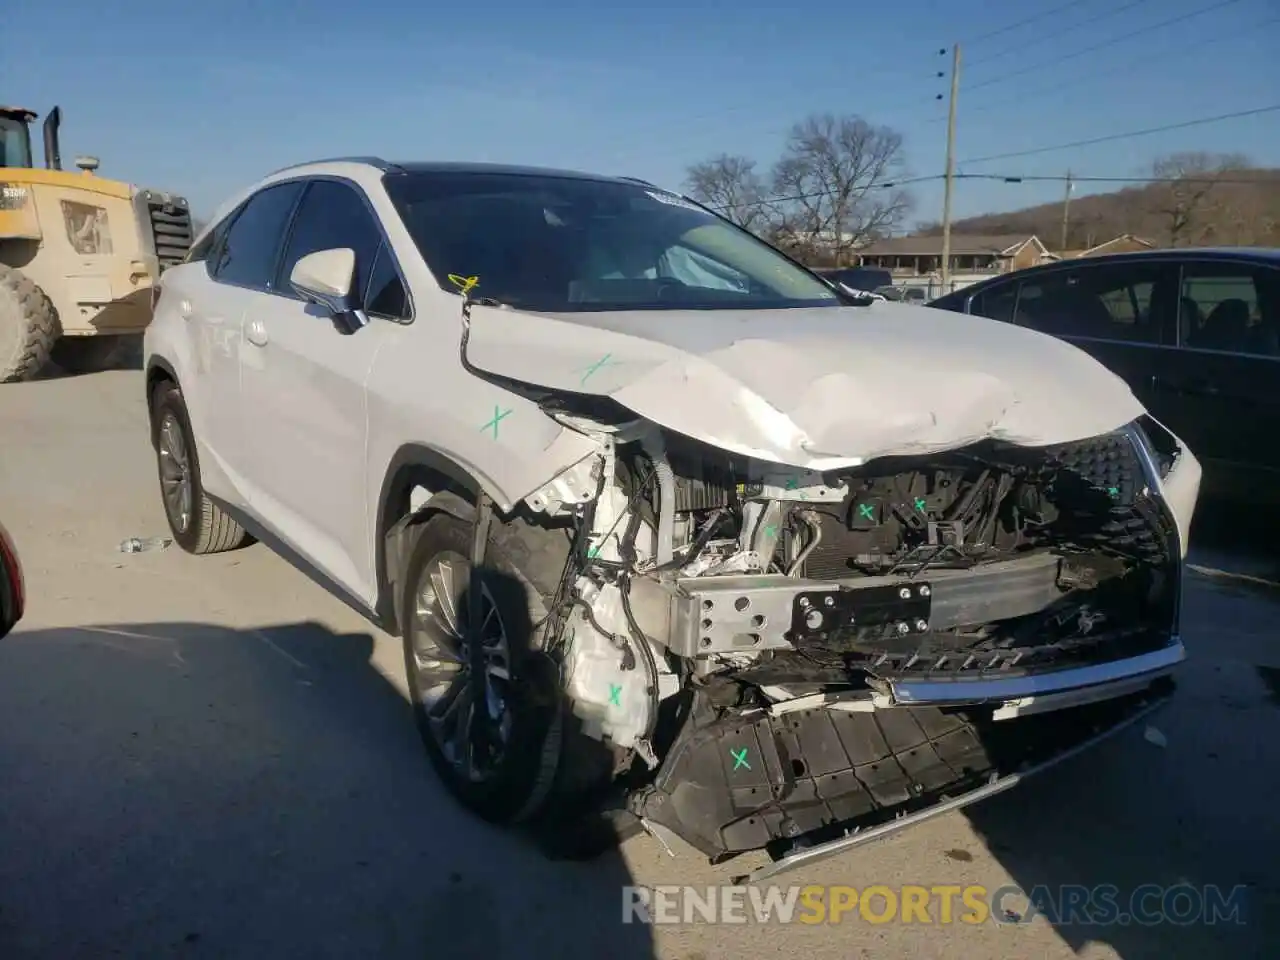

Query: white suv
<box><xmin>145</xmin><ymin>158</ymin><xmax>1202</xmax><ymax>881</ymax></box>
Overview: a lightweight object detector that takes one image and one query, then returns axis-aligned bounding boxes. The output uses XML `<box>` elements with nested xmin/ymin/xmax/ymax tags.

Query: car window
<box><xmin>971</xmin><ymin>282</ymin><xmax>1018</xmax><ymax>322</ymax></box>
<box><xmin>1179</xmin><ymin>262</ymin><xmax>1279</xmax><ymax>357</ymax></box>
<box><xmin>1013</xmin><ymin>263</ymin><xmax>1163</xmax><ymax>343</ymax></box>
<box><xmin>210</xmin><ymin>181</ymin><xmax>304</xmax><ymax>289</ymax></box>
<box><xmin>364</xmin><ymin>242</ymin><xmax>410</xmax><ymax>319</ymax></box>
<box><xmin>276</xmin><ymin>179</ymin><xmax>383</xmax><ymax>305</ymax></box>
<box><xmin>383</xmin><ymin>171</ymin><xmax>839</xmax><ymax>313</ymax></box>
<box><xmin>187</xmin><ymin>212</ymin><xmax>234</xmax><ymax>265</ymax></box>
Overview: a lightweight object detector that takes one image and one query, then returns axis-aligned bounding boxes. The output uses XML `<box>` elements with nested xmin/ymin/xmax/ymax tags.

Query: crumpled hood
<box><xmin>463</xmin><ymin>299</ymin><xmax>1146</xmax><ymax>468</ymax></box>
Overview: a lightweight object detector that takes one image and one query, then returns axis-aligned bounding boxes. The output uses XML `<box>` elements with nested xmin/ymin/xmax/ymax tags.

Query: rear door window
<box><xmin>970</xmin><ymin>281</ymin><xmax>1018</xmax><ymax>322</ymax></box>
<box><xmin>1013</xmin><ymin>262</ymin><xmax>1165</xmax><ymax>343</ymax></box>
<box><xmin>1178</xmin><ymin>262</ymin><xmax>1279</xmax><ymax>357</ymax></box>
<box><xmin>210</xmin><ymin>181</ymin><xmax>305</xmax><ymax>290</ymax></box>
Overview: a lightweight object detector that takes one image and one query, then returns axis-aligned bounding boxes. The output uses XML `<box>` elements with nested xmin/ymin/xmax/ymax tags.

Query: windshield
<box><xmin>383</xmin><ymin>170</ymin><xmax>841</xmax><ymax>312</ymax></box>
<box><xmin>0</xmin><ymin>117</ymin><xmax>33</xmax><ymax>169</ymax></box>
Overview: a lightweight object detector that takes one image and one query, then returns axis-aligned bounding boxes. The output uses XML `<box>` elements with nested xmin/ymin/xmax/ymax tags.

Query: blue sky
<box><xmin>4</xmin><ymin>0</ymin><xmax>1277</xmax><ymax>227</ymax></box>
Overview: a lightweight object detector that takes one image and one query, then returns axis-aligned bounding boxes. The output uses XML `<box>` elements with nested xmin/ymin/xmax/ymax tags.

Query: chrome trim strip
<box><xmin>885</xmin><ymin>641</ymin><xmax>1184</xmax><ymax>706</ymax></box>
<box><xmin>735</xmin><ymin>691</ymin><xmax>1172</xmax><ymax>885</ymax></box>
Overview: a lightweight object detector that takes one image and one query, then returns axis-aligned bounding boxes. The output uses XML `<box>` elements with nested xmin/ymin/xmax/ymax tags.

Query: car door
<box><xmin>239</xmin><ymin>177</ymin><xmax>412</xmax><ymax>602</ymax></box>
<box><xmin>1150</xmin><ymin>257</ymin><xmax>1280</xmax><ymax>499</ymax></box>
<box><xmin>1006</xmin><ymin>259</ymin><xmax>1173</xmax><ymax>413</ymax></box>
<box><xmin>183</xmin><ymin>180</ymin><xmax>305</xmax><ymax>500</ymax></box>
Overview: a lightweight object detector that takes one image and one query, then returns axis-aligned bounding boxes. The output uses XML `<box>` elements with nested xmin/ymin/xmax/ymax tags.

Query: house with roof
<box><xmin>852</xmin><ymin>233</ymin><xmax>1052</xmax><ymax>277</ymax></box>
<box><xmin>1051</xmin><ymin>234</ymin><xmax>1157</xmax><ymax>260</ymax></box>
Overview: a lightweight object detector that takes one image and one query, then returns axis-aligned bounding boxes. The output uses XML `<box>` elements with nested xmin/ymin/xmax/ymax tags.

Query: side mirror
<box><xmin>289</xmin><ymin>248</ymin><xmax>364</xmax><ymax>333</ymax></box>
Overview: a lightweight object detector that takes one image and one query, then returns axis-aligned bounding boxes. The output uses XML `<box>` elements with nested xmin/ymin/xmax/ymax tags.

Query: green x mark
<box><xmin>1108</xmin><ymin>486</ymin><xmax>1120</xmax><ymax>498</ymax></box>
<box><xmin>914</xmin><ymin>497</ymin><xmax>927</xmax><ymax>512</ymax></box>
<box><xmin>763</xmin><ymin>523</ymin><xmax>779</xmax><ymax>539</ymax></box>
<box><xmin>857</xmin><ymin>503</ymin><xmax>875</xmax><ymax>521</ymax></box>
<box><xmin>730</xmin><ymin>747</ymin><xmax>751</xmax><ymax>771</ymax></box>
<box><xmin>608</xmin><ymin>684</ymin><xmax>622</xmax><ymax>707</ymax></box>
<box><xmin>480</xmin><ymin>405</ymin><xmax>512</xmax><ymax>439</ymax></box>
<box><xmin>579</xmin><ymin>353</ymin><xmax>616</xmax><ymax>386</ymax></box>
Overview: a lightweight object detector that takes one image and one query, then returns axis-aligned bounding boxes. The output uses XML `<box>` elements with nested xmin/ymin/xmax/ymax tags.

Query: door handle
<box><xmin>245</xmin><ymin>318</ymin><xmax>269</xmax><ymax>347</ymax></box>
<box><xmin>1180</xmin><ymin>378</ymin><xmax>1220</xmax><ymax>397</ymax></box>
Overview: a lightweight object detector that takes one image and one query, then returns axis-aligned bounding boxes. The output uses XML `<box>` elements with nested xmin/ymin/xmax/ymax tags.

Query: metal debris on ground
<box><xmin>119</xmin><ymin>536</ymin><xmax>173</xmax><ymax>554</ymax></box>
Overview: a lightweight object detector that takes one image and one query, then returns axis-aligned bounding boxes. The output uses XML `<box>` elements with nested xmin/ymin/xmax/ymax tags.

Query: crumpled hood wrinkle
<box><xmin>461</xmin><ymin>300</ymin><xmax>1146</xmax><ymax>468</ymax></box>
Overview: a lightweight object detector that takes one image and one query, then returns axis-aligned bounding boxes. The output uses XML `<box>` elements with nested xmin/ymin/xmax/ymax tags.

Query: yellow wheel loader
<box><xmin>0</xmin><ymin>104</ymin><xmax>194</xmax><ymax>382</ymax></box>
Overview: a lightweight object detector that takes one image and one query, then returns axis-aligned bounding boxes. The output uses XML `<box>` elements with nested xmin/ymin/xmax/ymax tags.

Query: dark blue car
<box><xmin>929</xmin><ymin>247</ymin><xmax>1280</xmax><ymax>505</ymax></box>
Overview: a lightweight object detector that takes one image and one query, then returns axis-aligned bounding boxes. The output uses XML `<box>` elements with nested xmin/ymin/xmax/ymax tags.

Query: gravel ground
<box><xmin>0</xmin><ymin>368</ymin><xmax>1276</xmax><ymax>959</ymax></box>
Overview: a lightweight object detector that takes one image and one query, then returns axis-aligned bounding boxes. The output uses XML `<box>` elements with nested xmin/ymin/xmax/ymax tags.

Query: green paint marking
<box><xmin>608</xmin><ymin>684</ymin><xmax>622</xmax><ymax>707</ymax></box>
<box><xmin>730</xmin><ymin>747</ymin><xmax>751</xmax><ymax>771</ymax></box>
<box><xmin>763</xmin><ymin>523</ymin><xmax>779</xmax><ymax>539</ymax></box>
<box><xmin>857</xmin><ymin>503</ymin><xmax>875</xmax><ymax>521</ymax></box>
<box><xmin>587</xmin><ymin>543</ymin><xmax>602</xmax><ymax>558</ymax></box>
<box><xmin>785</xmin><ymin>477</ymin><xmax>799</xmax><ymax>490</ymax></box>
<box><xmin>480</xmin><ymin>405</ymin><xmax>512</xmax><ymax>439</ymax></box>
<box><xmin>914</xmin><ymin>497</ymin><xmax>927</xmax><ymax>512</ymax></box>
<box><xmin>1108</xmin><ymin>486</ymin><xmax>1120</xmax><ymax>498</ymax></box>
<box><xmin>579</xmin><ymin>353</ymin><xmax>616</xmax><ymax>386</ymax></box>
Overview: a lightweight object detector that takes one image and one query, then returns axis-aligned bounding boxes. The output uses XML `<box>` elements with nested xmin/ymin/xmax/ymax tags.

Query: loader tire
<box><xmin>0</xmin><ymin>265</ymin><xmax>58</xmax><ymax>383</ymax></box>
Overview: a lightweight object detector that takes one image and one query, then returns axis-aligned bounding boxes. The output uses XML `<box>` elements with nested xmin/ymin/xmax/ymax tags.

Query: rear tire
<box><xmin>149</xmin><ymin>380</ymin><xmax>250</xmax><ymax>554</ymax></box>
<box><xmin>52</xmin><ymin>333</ymin><xmax>141</xmax><ymax>374</ymax></box>
<box><xmin>0</xmin><ymin>265</ymin><xmax>58</xmax><ymax>383</ymax></box>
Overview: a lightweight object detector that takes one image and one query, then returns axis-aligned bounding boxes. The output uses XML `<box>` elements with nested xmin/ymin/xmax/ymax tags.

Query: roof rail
<box><xmin>618</xmin><ymin>175</ymin><xmax>656</xmax><ymax>187</ymax></box>
<box><xmin>264</xmin><ymin>156</ymin><xmax>399</xmax><ymax>177</ymax></box>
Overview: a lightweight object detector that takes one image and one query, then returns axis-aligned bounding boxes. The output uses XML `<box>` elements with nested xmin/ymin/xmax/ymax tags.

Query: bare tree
<box><xmin>683</xmin><ymin>155</ymin><xmax>770</xmax><ymax>232</ymax></box>
<box><xmin>1151</xmin><ymin>151</ymin><xmax>1250</xmax><ymax>246</ymax></box>
<box><xmin>769</xmin><ymin>113</ymin><xmax>913</xmax><ymax>265</ymax></box>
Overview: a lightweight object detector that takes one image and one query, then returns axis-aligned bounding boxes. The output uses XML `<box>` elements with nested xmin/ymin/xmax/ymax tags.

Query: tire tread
<box><xmin>0</xmin><ymin>265</ymin><xmax>59</xmax><ymax>383</ymax></box>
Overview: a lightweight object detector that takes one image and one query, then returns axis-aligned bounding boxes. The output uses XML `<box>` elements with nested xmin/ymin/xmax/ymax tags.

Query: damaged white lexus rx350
<box><xmin>144</xmin><ymin>159</ymin><xmax>1201</xmax><ymax>881</ymax></box>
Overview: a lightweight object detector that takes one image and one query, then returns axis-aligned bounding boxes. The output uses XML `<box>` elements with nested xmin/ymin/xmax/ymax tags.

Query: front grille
<box><xmin>134</xmin><ymin>191</ymin><xmax>194</xmax><ymax>272</ymax></box>
<box><xmin>1039</xmin><ymin>431</ymin><xmax>1144</xmax><ymax>506</ymax></box>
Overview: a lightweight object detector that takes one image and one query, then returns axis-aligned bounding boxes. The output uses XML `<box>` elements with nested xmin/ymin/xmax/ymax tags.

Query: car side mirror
<box><xmin>289</xmin><ymin>248</ymin><xmax>364</xmax><ymax>334</ymax></box>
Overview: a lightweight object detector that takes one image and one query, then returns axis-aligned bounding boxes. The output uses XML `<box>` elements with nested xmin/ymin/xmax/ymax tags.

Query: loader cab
<box><xmin>0</xmin><ymin>105</ymin><xmax>62</xmax><ymax>171</ymax></box>
<box><xmin>0</xmin><ymin>107</ymin><xmax>35</xmax><ymax>169</ymax></box>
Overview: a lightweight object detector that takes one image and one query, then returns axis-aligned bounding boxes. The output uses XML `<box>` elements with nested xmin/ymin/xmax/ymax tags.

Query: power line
<box><xmin>965</xmin><ymin>0</ymin><xmax>1155</xmax><ymax>70</ymax></box>
<box><xmin>608</xmin><ymin>50</ymin><xmax>955</xmax><ymax>158</ymax></box>
<box><xmin>705</xmin><ymin>170</ymin><xmax>1277</xmax><ymax>212</ymax></box>
<box><xmin>958</xmin><ymin>104</ymin><xmax>1280</xmax><ymax>164</ymax></box>
<box><xmin>964</xmin><ymin>0</ymin><xmax>1247</xmax><ymax>94</ymax></box>
<box><xmin>959</xmin><ymin>0</ymin><xmax>1093</xmax><ymax>47</ymax></box>
<box><xmin>926</xmin><ymin>15</ymin><xmax>1280</xmax><ymax>123</ymax></box>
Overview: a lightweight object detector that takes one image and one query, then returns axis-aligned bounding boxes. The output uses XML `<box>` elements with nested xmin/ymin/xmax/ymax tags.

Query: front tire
<box><xmin>401</xmin><ymin>512</ymin><xmax>565</xmax><ymax>825</ymax></box>
<box><xmin>149</xmin><ymin>380</ymin><xmax>250</xmax><ymax>554</ymax></box>
<box><xmin>0</xmin><ymin>265</ymin><xmax>58</xmax><ymax>383</ymax></box>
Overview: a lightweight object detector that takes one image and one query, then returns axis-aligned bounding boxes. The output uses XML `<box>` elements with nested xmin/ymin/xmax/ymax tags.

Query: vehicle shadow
<box><xmin>959</xmin><ymin>565</ymin><xmax>1280</xmax><ymax>957</ymax></box>
<box><xmin>0</xmin><ymin>619</ymin><xmax>654</xmax><ymax>960</ymax></box>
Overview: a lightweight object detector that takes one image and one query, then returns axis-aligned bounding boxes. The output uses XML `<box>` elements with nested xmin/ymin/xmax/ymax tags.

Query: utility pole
<box><xmin>1059</xmin><ymin>170</ymin><xmax>1074</xmax><ymax>252</ymax></box>
<box><xmin>940</xmin><ymin>43</ymin><xmax>962</xmax><ymax>292</ymax></box>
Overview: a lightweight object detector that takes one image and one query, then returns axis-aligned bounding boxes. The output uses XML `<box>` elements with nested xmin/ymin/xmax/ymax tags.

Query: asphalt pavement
<box><xmin>0</xmin><ymin>367</ymin><xmax>1276</xmax><ymax>959</ymax></box>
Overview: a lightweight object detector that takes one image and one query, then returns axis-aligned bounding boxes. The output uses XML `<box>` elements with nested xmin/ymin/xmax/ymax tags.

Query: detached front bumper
<box><xmin>629</xmin><ymin>659</ymin><xmax>1178</xmax><ymax>883</ymax></box>
<box><xmin>732</xmin><ymin>681</ymin><xmax>1174</xmax><ymax>884</ymax></box>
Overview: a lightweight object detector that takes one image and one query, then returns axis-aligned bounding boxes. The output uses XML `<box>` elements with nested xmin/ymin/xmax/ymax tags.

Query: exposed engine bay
<box><xmin>516</xmin><ymin>399</ymin><xmax>1185</xmax><ymax>868</ymax></box>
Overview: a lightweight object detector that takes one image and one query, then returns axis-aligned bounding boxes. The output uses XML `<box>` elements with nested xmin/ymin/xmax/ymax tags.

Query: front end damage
<box><xmin>519</xmin><ymin>405</ymin><xmax>1194</xmax><ymax>880</ymax></box>
<box><xmin>455</xmin><ymin>301</ymin><xmax>1200</xmax><ymax>881</ymax></box>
